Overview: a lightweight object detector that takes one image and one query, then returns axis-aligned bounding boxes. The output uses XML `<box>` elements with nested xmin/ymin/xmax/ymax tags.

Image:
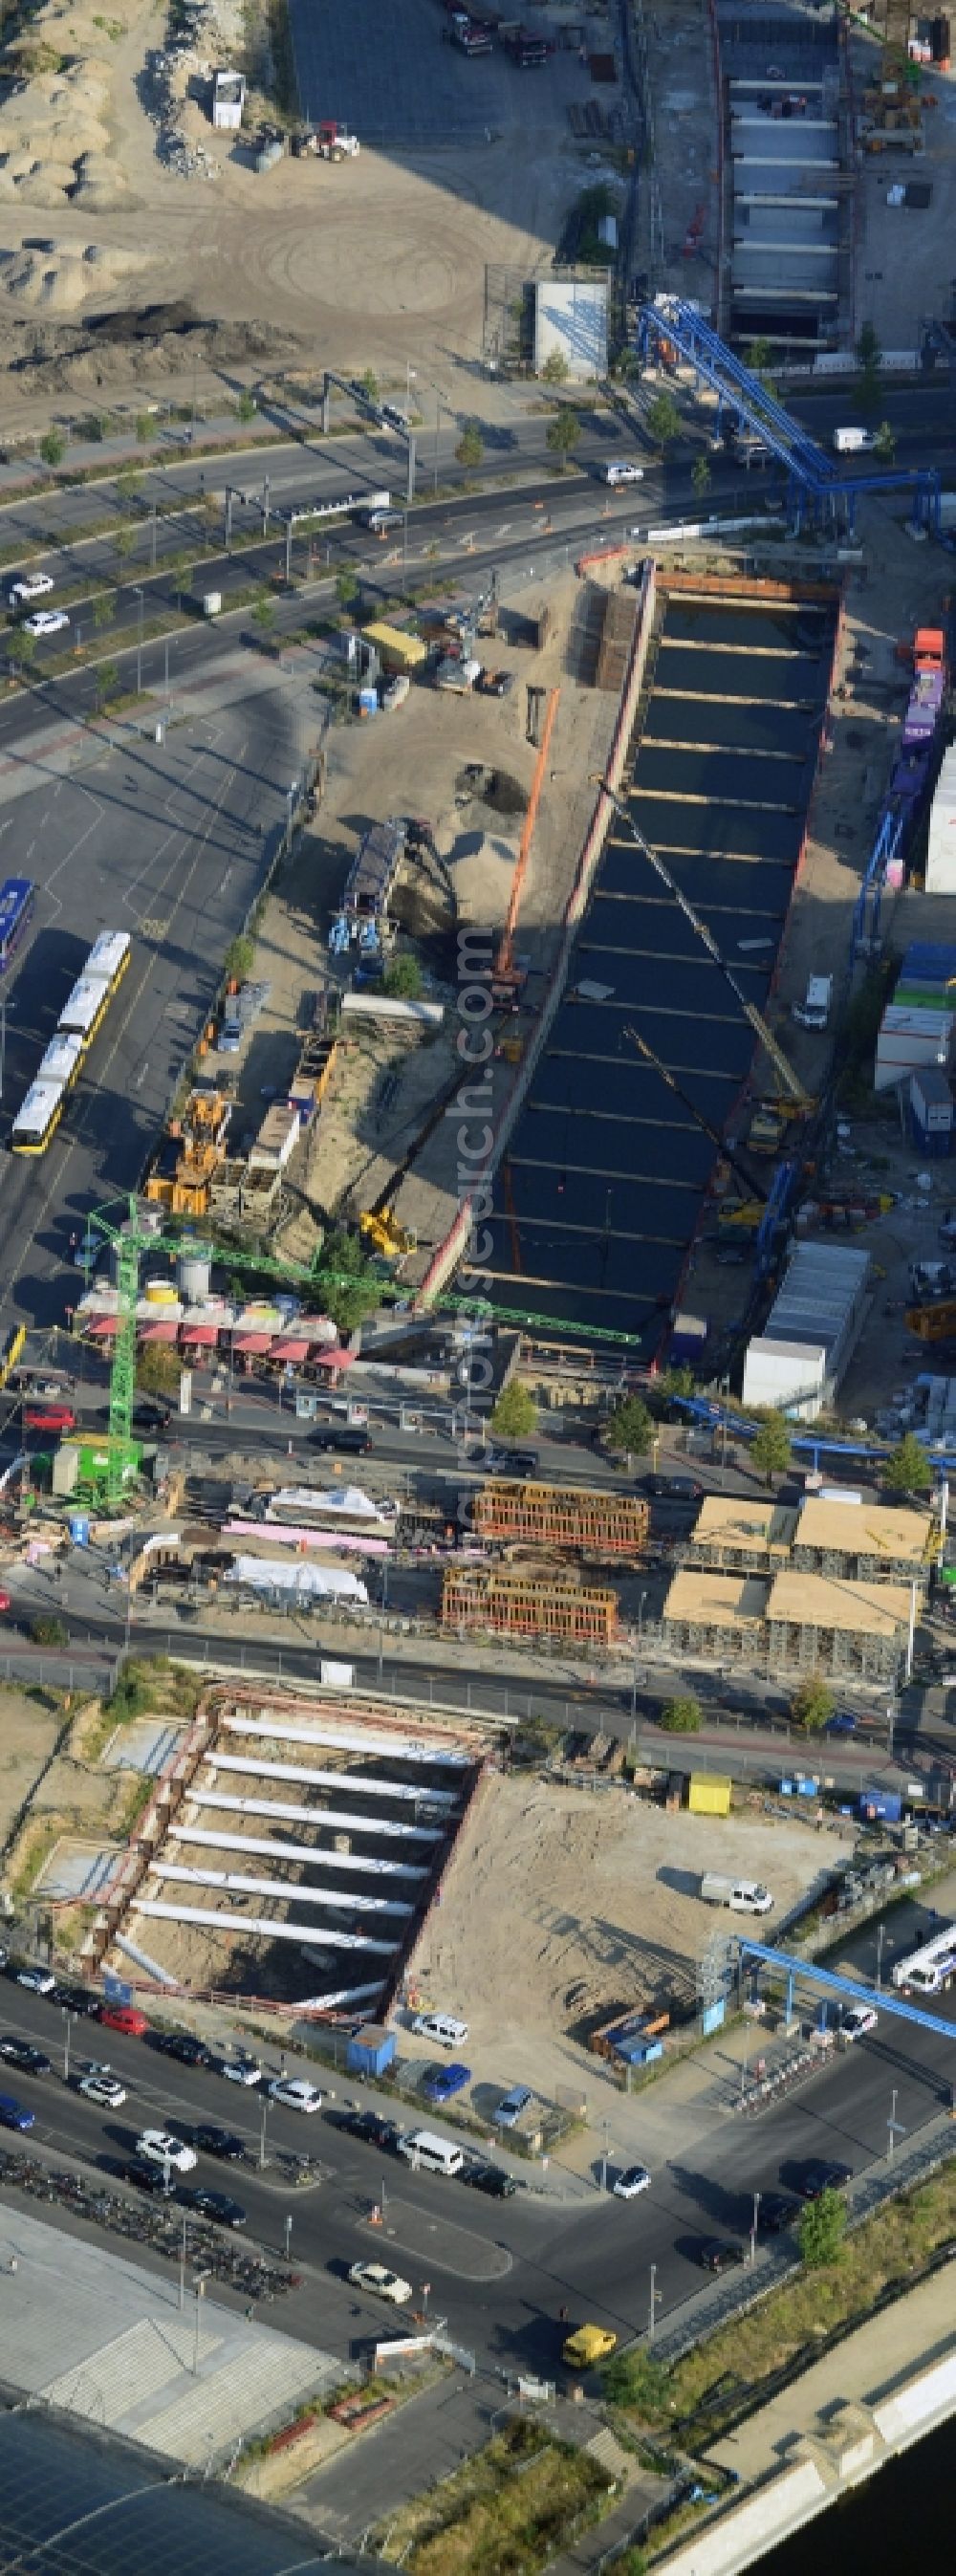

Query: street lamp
<box><xmin>133</xmin><ymin>584</ymin><xmax>143</xmax><ymax>695</ymax></box>
<box><xmin>648</xmin><ymin>2262</ymin><xmax>661</xmax><ymax>2338</ymax></box>
<box><xmin>405</xmin><ymin>361</ymin><xmax>417</xmax><ymax>412</ymax></box>
<box><xmin>61</xmin><ymin>2006</ymin><xmax>76</xmax><ymax>2084</ymax></box>
<box><xmin>750</xmin><ymin>2189</ymin><xmax>761</xmax><ymax>2264</ymax></box>
<box><xmin>0</xmin><ymin>993</ymin><xmax>14</xmax><ymax>1102</ymax></box>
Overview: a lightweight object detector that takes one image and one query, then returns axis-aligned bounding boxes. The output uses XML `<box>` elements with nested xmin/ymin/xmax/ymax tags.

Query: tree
<box><xmin>490</xmin><ymin>1379</ymin><xmax>537</xmax><ymax>1440</ymax></box>
<box><xmin>748</xmin><ymin>337</ymin><xmax>773</xmax><ymax>373</ymax></box>
<box><xmin>359</xmin><ymin>367</ymin><xmax>379</xmax><ymax>404</ymax></box>
<box><xmin>799</xmin><ymin>2185</ymin><xmax>846</xmax><ymax>2269</ymax></box>
<box><xmin>884</xmin><ymin>1431</ymin><xmax>931</xmax><ymax>1497</ymax></box>
<box><xmin>541</xmin><ymin>347</ymin><xmax>569</xmax><ymax>384</ymax></box>
<box><xmin>873</xmin><ymin>419</ymin><xmax>897</xmax><ymax>464</ymax></box>
<box><xmin>115</xmin><ymin>466</ymin><xmax>140</xmax><ymax>511</ymax></box>
<box><xmin>251</xmin><ymin>591</ymin><xmax>277</xmax><ymax>638</ymax></box>
<box><xmin>39</xmin><ymin>426</ymin><xmax>65</xmax><ymax>469</ymax></box>
<box><xmin>661</xmin><ymin>1695</ymin><xmax>702</xmax><ymax>1733</ymax></box>
<box><xmin>93</xmin><ymin>589</ymin><xmax>116</xmax><ymax>628</ymax></box>
<box><xmin>32</xmin><ymin>1614</ymin><xmax>67</xmax><ymax>1647</ymax></box>
<box><xmin>858</xmin><ymin>320</ymin><xmax>881</xmax><ymax>370</ymax></box>
<box><xmin>136</xmin><ymin>413</ymin><xmax>155</xmax><ymax>444</ymax></box>
<box><xmin>791</xmin><ymin>1676</ymin><xmax>835</xmax><ymax>1735</ymax></box>
<box><xmin>96</xmin><ymin>659</ymin><xmax>120</xmax><ymax>707</ymax></box>
<box><xmin>114</xmin><ymin>523</ymin><xmax>133</xmax><ymax>572</ymax></box>
<box><xmin>455</xmin><ymin>421</ymin><xmax>485</xmax><ymax>470</ymax></box>
<box><xmin>315</xmin><ymin>1228</ymin><xmax>381</xmax><ymax>1336</ymax></box>
<box><xmin>602</xmin><ymin>2346</ymin><xmax>668</xmax><ymax>2414</ymax></box>
<box><xmin>9</xmin><ymin>626</ymin><xmax>36</xmax><ymax>675</ymax></box>
<box><xmin>750</xmin><ymin>1410</ymin><xmax>792</xmax><ymax>1486</ymax></box>
<box><xmin>237</xmin><ymin>389</ymin><xmax>256</xmax><ymax>423</ymax></box>
<box><xmin>646</xmin><ymin>390</ymin><xmax>682</xmax><ymax>448</ymax></box>
<box><xmin>857</xmin><ymin>319</ymin><xmax>882</xmax><ymax>418</ymax></box>
<box><xmin>335</xmin><ymin>566</ymin><xmax>359</xmax><ymax>612</ymax></box>
<box><xmin>138</xmin><ymin>1343</ymin><xmax>180</xmax><ymax>1398</ymax></box>
<box><xmin>384</xmin><ymin>952</ymin><xmax>423</xmax><ymax>999</ymax></box>
<box><xmin>691</xmin><ymin>454</ymin><xmax>711</xmax><ymax>496</ymax></box>
<box><xmin>605</xmin><ymin>1395</ymin><xmax>652</xmax><ymax>1459</ymax></box>
<box><xmin>545</xmin><ymin>406</ymin><xmax>581</xmax><ymax>468</ymax></box>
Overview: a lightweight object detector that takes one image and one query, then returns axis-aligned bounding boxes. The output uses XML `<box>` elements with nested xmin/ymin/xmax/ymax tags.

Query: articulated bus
<box><xmin>36</xmin><ymin>1032</ymin><xmax>82</xmax><ymax>1094</ymax></box>
<box><xmin>0</xmin><ymin>877</ymin><xmax>34</xmax><ymax>972</ymax></box>
<box><xmin>11</xmin><ymin>1076</ymin><xmax>66</xmax><ymax>1155</ymax></box>
<box><xmin>56</xmin><ymin>928</ymin><xmax>131</xmax><ymax>1053</ymax></box>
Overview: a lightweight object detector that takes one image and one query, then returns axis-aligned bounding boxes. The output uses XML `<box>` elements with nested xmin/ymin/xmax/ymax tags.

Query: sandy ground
<box><xmin>405</xmin><ymin>1772</ymin><xmax>856</xmax><ymax>2104</ymax></box>
<box><xmin>0</xmin><ymin>1686</ymin><xmax>65</xmax><ymax>1854</ymax></box>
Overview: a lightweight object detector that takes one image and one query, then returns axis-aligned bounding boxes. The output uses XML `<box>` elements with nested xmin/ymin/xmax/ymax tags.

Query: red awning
<box><xmin>181</xmin><ymin>1322</ymin><xmax>219</xmax><ymax>1346</ymax></box>
<box><xmin>86</xmin><ymin>1316</ymin><xmax>119</xmax><ymax>1339</ymax></box>
<box><xmin>232</xmin><ymin>1331</ymin><xmax>272</xmax><ymax>1355</ymax></box>
<box><xmin>272</xmin><ymin>1338</ymin><xmax>309</xmax><ymax>1362</ymax></box>
<box><xmin>312</xmin><ymin>1346</ymin><xmax>356</xmax><ymax>1368</ymax></box>
<box><xmin>139</xmin><ymin>1320</ymin><xmax>180</xmax><ymax>1343</ymax></box>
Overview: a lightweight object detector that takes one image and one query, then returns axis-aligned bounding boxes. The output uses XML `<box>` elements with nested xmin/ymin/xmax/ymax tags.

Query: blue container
<box><xmin>346</xmin><ymin>2026</ymin><xmax>395</xmax><ymax>2081</ymax></box>
<box><xmin>859</xmin><ymin>1786</ymin><xmax>902</xmax><ymax>1823</ymax></box>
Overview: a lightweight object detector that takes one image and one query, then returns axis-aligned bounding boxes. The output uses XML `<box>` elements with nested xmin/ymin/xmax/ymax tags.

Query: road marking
<box><xmin>140</xmin><ymin>918</ymin><xmax>170</xmax><ymax>941</ymax></box>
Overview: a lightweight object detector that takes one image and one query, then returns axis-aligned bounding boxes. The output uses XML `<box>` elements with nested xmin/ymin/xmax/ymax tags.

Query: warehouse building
<box><xmin>742</xmin><ymin>1239</ymin><xmax>871</xmax><ymax>1418</ymax></box>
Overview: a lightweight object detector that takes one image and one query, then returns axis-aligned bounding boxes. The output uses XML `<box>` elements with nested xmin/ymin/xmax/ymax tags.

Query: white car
<box><xmin>78</xmin><ymin>2071</ymin><xmax>126</xmax><ymax>2108</ymax></box>
<box><xmin>216</xmin><ymin>2054</ymin><xmax>263</xmax><ymax>2087</ymax></box>
<box><xmin>603</xmin><ymin>461</ymin><xmax>644</xmax><ymax>486</ymax></box>
<box><xmin>16</xmin><ymin>1967</ymin><xmax>55</xmax><ymax>1995</ymax></box>
<box><xmin>268</xmin><ymin>2076</ymin><xmax>322</xmax><ymax>2114</ymax></box>
<box><xmin>841</xmin><ymin>2005</ymin><xmax>878</xmax><ymax>2041</ymax></box>
<box><xmin>23</xmin><ymin>609</ymin><xmax>70</xmax><ymax>637</ymax></box>
<box><xmin>10</xmin><ymin>573</ymin><xmax>54</xmax><ymax>603</ymax></box>
<box><xmin>348</xmin><ymin>2261</ymin><xmax>413</xmax><ymax>2304</ymax></box>
<box><xmin>613</xmin><ymin>2163</ymin><xmax>651</xmax><ymax>2199</ymax></box>
<box><xmin>136</xmin><ymin>2128</ymin><xmax>197</xmax><ymax>2172</ymax></box>
<box><xmin>412</xmin><ymin>2011</ymin><xmax>468</xmax><ymax>2049</ymax></box>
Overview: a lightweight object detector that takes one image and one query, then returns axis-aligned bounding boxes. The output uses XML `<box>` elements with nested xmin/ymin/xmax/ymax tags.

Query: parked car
<box><xmin>77</xmin><ymin>2071</ymin><xmax>126</xmax><ymax>2108</ymax></box>
<box><xmin>465</xmin><ymin>2163</ymin><xmax>517</xmax><ymax>2198</ymax></box>
<box><xmin>15</xmin><ymin>1966</ymin><xmax>54</xmax><ymax>1995</ymax></box>
<box><xmin>613</xmin><ymin>2163</ymin><xmax>651</xmax><ymax>2200</ymax></box>
<box><xmin>268</xmin><ymin>2077</ymin><xmax>323</xmax><ymax>2114</ymax></box>
<box><xmin>22</xmin><ymin>1406</ymin><xmax>76</xmax><ymax>1433</ymax></box>
<box><xmin>698</xmin><ymin>2238</ymin><xmax>746</xmax><ymax>2273</ymax></box>
<box><xmin>757</xmin><ymin>2194</ymin><xmax>800</xmax><ymax>2234</ymax></box>
<box><xmin>0</xmin><ymin>2095</ymin><xmax>34</xmax><ymax>2130</ymax></box>
<box><xmin>797</xmin><ymin>2161</ymin><xmax>851</xmax><ymax>2199</ymax></box>
<box><xmin>0</xmin><ymin>2038</ymin><xmax>50</xmax><ymax>2076</ymax></box>
<box><xmin>487</xmin><ymin>1448</ymin><xmax>538</xmax><ymax>1477</ymax></box>
<box><xmin>23</xmin><ymin>608</ymin><xmax>70</xmax><ymax>637</ymax></box>
<box><xmin>423</xmin><ymin>2060</ymin><xmax>471</xmax><ymax>2107</ymax></box>
<box><xmin>121</xmin><ymin>2157</ymin><xmax>170</xmax><ymax>2195</ymax></box>
<box><xmin>99</xmin><ymin>2005</ymin><xmax>149</xmax><ymax>2038</ymax></box>
<box><xmin>348</xmin><ymin>2260</ymin><xmax>413</xmax><ymax>2304</ymax></box>
<box><xmin>493</xmin><ymin>2084</ymin><xmax>532</xmax><ymax>2129</ymax></box>
<box><xmin>643</xmin><ymin>1473</ymin><xmax>703</xmax><ymax>1500</ymax></box>
<box><xmin>136</xmin><ymin>2129</ymin><xmax>198</xmax><ymax>2173</ymax></box>
<box><xmin>215</xmin><ymin>2053</ymin><xmax>263</xmax><ymax>2088</ymax></box>
<box><xmin>191</xmin><ymin>2125</ymin><xmax>246</xmax><ymax>2162</ymax></box>
<box><xmin>154</xmin><ymin>2032</ymin><xmax>211</xmax><ymax>2067</ymax></box>
<box><xmin>412</xmin><ymin>2011</ymin><xmax>468</xmax><ymax>2049</ymax></box>
<box><xmin>10</xmin><ymin>573</ymin><xmax>54</xmax><ymax>603</ymax></box>
<box><xmin>52</xmin><ymin>1983</ymin><xmax>100</xmax><ymax>2017</ymax></box>
<box><xmin>178</xmin><ymin>2186</ymin><xmax>247</xmax><ymax>2228</ymax></box>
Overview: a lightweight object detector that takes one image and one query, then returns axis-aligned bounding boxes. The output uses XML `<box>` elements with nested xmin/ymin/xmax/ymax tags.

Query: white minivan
<box><xmin>398</xmin><ymin>2128</ymin><xmax>466</xmax><ymax>2176</ymax></box>
<box><xmin>412</xmin><ymin>2010</ymin><xmax>468</xmax><ymax>2048</ymax></box>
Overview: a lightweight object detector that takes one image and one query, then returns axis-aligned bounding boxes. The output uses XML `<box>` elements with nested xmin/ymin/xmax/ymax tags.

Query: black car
<box><xmin>154</xmin><ymin>2032</ymin><xmax>212</xmax><ymax>2068</ymax></box>
<box><xmin>0</xmin><ymin>2038</ymin><xmax>51</xmax><ymax>2075</ymax></box>
<box><xmin>121</xmin><ymin>2158</ymin><xmax>171</xmax><ymax>2196</ymax></box>
<box><xmin>465</xmin><ymin>2164</ymin><xmax>517</xmax><ymax>2198</ymax></box>
<box><xmin>131</xmin><ymin>1401</ymin><xmax>170</xmax><ymax>1432</ymax></box>
<box><xmin>178</xmin><ymin>2185</ymin><xmax>247</xmax><ymax>2229</ymax></box>
<box><xmin>193</xmin><ymin>2125</ymin><xmax>246</xmax><ymax>2163</ymax></box>
<box><xmin>698</xmin><ymin>2238</ymin><xmax>747</xmax><ymax>2273</ymax></box>
<box><xmin>489</xmin><ymin>1448</ymin><xmax>538</xmax><ymax>1477</ymax></box>
<box><xmin>53</xmin><ymin>1983</ymin><xmax>101</xmax><ymax>2018</ymax></box>
<box><xmin>644</xmin><ymin>1473</ymin><xmax>703</xmax><ymax>1500</ymax></box>
<box><xmin>798</xmin><ymin>2161</ymin><xmax>851</xmax><ymax>2201</ymax></box>
<box><xmin>757</xmin><ymin>2193</ymin><xmax>800</xmax><ymax>2235</ymax></box>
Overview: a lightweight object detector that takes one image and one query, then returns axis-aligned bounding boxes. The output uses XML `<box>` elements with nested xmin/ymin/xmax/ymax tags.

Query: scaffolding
<box><xmin>472</xmin><ymin>1478</ymin><xmax>649</xmax><ymax>1562</ymax></box>
<box><xmin>442</xmin><ymin>1562</ymin><xmax>619</xmax><ymax>1648</ymax></box>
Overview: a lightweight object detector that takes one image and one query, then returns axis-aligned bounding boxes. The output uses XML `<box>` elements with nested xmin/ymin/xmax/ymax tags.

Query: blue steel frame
<box><xmin>637</xmin><ymin>298</ymin><xmax>941</xmax><ymax>538</ymax></box>
<box><xmin>737</xmin><ymin>1936</ymin><xmax>956</xmax><ymax>2046</ymax></box>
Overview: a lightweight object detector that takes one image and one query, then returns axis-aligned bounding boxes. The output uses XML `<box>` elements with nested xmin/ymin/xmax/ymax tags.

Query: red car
<box><xmin>23</xmin><ymin>1405</ymin><xmax>76</xmax><ymax>1432</ymax></box>
<box><xmin>99</xmin><ymin>2004</ymin><xmax>149</xmax><ymax>2038</ymax></box>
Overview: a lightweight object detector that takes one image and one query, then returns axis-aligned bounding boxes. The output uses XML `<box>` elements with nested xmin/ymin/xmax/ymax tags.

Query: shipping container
<box><xmin>346</xmin><ymin>2025</ymin><xmax>396</xmax><ymax>2081</ymax></box>
<box><xmin>687</xmin><ymin>1775</ymin><xmax>731</xmax><ymax>1817</ymax></box>
<box><xmin>910</xmin><ymin>1064</ymin><xmax>953</xmax><ymax>1155</ymax></box>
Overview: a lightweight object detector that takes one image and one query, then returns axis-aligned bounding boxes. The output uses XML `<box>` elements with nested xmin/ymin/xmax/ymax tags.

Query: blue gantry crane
<box><xmin>638</xmin><ymin>296</ymin><xmax>941</xmax><ymax>537</ymax></box>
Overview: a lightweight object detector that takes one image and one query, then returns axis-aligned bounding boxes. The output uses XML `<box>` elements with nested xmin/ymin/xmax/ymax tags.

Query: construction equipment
<box><xmin>358</xmin><ymin>1206</ymin><xmax>418</xmax><ymax>1260</ymax></box>
<box><xmin>905</xmin><ymin>1298</ymin><xmax>956</xmax><ymax>1342</ymax></box>
<box><xmin>622</xmin><ymin>1024</ymin><xmax>768</xmax><ymax>1207</ymax></box>
<box><xmin>594</xmin><ymin>775</ymin><xmax>814</xmax><ymax>1117</ymax></box>
<box><xmin>493</xmin><ymin>686</ymin><xmax>560</xmax><ymax>1000</ymax></box>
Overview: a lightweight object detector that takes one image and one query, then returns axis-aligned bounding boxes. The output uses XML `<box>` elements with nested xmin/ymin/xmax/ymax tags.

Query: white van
<box><xmin>398</xmin><ymin>2128</ymin><xmax>466</xmax><ymax>2176</ymax></box>
<box><xmin>412</xmin><ymin>2010</ymin><xmax>468</xmax><ymax>2048</ymax></box>
<box><xmin>833</xmin><ymin>426</ymin><xmax>875</xmax><ymax>455</ymax></box>
<box><xmin>603</xmin><ymin>460</ymin><xmax>644</xmax><ymax>486</ymax></box>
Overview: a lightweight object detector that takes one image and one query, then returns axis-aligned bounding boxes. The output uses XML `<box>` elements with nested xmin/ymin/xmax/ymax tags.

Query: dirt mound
<box><xmin>0</xmin><ymin>237</ymin><xmax>148</xmax><ymax>314</ymax></box>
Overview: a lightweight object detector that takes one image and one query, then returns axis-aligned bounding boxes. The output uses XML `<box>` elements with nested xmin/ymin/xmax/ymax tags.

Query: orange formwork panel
<box><xmin>472</xmin><ymin>1478</ymin><xmax>648</xmax><ymax>1561</ymax></box>
<box><xmin>442</xmin><ymin>1562</ymin><xmax>619</xmax><ymax>1648</ymax></box>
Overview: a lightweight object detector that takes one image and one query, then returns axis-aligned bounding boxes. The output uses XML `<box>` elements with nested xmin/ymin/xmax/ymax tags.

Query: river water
<box><xmin>761</xmin><ymin>2419</ymin><xmax>953</xmax><ymax>2571</ymax></box>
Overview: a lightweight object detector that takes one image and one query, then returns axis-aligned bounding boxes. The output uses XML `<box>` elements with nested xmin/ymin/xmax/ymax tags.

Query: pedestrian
<box><xmin>558</xmin><ymin>2303</ymin><xmax>568</xmax><ymax>2324</ymax></box>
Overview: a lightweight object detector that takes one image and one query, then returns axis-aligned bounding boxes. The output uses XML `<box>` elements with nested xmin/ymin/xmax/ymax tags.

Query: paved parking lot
<box><xmin>289</xmin><ymin>0</ymin><xmax>585</xmax><ymax>144</ymax></box>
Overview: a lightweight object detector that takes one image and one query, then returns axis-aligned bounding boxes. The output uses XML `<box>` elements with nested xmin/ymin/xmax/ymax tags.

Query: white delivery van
<box><xmin>793</xmin><ymin>973</ymin><xmax>833</xmax><ymax>1031</ymax></box>
<box><xmin>833</xmin><ymin>427</ymin><xmax>875</xmax><ymax>454</ymax></box>
<box><xmin>398</xmin><ymin>2128</ymin><xmax>466</xmax><ymax>2176</ymax></box>
<box><xmin>603</xmin><ymin>460</ymin><xmax>644</xmax><ymax>486</ymax></box>
<box><xmin>700</xmin><ymin>1873</ymin><xmax>773</xmax><ymax>1914</ymax></box>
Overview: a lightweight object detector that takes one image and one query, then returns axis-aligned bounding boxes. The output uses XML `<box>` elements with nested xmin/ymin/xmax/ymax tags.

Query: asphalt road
<box><xmin>0</xmin><ymin>1906</ymin><xmax>954</xmax><ymax>2384</ymax></box>
<box><xmin>0</xmin><ymin>694</ymin><xmax>301</xmax><ymax>1336</ymax></box>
